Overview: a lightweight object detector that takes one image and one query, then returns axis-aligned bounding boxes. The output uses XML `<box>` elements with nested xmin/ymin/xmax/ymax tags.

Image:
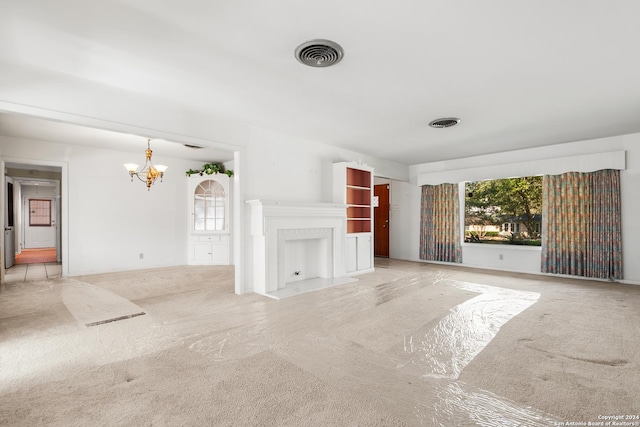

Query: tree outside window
<box><xmin>464</xmin><ymin>176</ymin><xmax>542</xmax><ymax>246</ymax></box>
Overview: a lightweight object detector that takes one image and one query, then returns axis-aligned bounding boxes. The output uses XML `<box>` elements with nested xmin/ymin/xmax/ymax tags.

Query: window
<box><xmin>29</xmin><ymin>199</ymin><xmax>51</xmax><ymax>226</ymax></box>
<box><xmin>464</xmin><ymin>176</ymin><xmax>542</xmax><ymax>246</ymax></box>
<box><xmin>194</xmin><ymin>180</ymin><xmax>226</xmax><ymax>231</ymax></box>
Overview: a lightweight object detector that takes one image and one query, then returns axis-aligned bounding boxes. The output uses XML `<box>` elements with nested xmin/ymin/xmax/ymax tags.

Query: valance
<box><xmin>417</xmin><ymin>151</ymin><xmax>625</xmax><ymax>186</ymax></box>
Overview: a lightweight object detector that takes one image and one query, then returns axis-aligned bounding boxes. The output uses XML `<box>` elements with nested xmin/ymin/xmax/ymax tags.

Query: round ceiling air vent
<box><xmin>429</xmin><ymin>117</ymin><xmax>461</xmax><ymax>128</ymax></box>
<box><xmin>295</xmin><ymin>39</ymin><xmax>344</xmax><ymax>67</ymax></box>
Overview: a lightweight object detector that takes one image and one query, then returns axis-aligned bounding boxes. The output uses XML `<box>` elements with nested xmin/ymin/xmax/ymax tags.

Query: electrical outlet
<box><xmin>139</xmin><ymin>253</ymin><xmax>144</xmax><ymax>260</ymax></box>
<box><xmin>499</xmin><ymin>254</ymin><xmax>504</xmax><ymax>260</ymax></box>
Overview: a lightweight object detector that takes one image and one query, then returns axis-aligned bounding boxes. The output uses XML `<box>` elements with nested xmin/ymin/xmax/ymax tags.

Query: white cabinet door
<box><xmin>356</xmin><ymin>234</ymin><xmax>372</xmax><ymax>270</ymax></box>
<box><xmin>210</xmin><ymin>242</ymin><xmax>230</xmax><ymax>264</ymax></box>
<box><xmin>346</xmin><ymin>234</ymin><xmax>372</xmax><ymax>273</ymax></box>
<box><xmin>193</xmin><ymin>243</ymin><xmax>214</xmax><ymax>264</ymax></box>
<box><xmin>346</xmin><ymin>236</ymin><xmax>358</xmax><ymax>273</ymax></box>
<box><xmin>191</xmin><ymin>236</ymin><xmax>230</xmax><ymax>265</ymax></box>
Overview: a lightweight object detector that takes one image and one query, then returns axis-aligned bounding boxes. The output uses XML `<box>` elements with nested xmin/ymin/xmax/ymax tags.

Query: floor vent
<box><xmin>428</xmin><ymin>117</ymin><xmax>461</xmax><ymax>128</ymax></box>
<box><xmin>85</xmin><ymin>312</ymin><xmax>146</xmax><ymax>327</ymax></box>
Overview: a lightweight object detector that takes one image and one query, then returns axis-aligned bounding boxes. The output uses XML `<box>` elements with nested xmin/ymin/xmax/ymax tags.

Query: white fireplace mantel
<box><xmin>246</xmin><ymin>200</ymin><xmax>348</xmax><ymax>296</ymax></box>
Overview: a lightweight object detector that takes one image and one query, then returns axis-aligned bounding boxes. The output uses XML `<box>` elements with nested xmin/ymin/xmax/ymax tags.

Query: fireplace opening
<box><xmin>278</xmin><ymin>228</ymin><xmax>332</xmax><ymax>289</ymax></box>
<box><xmin>284</xmin><ymin>237</ymin><xmax>329</xmax><ymax>285</ymax></box>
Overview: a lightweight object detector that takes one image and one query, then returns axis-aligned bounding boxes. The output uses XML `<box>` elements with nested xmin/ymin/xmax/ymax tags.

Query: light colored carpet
<box><xmin>459</xmin><ymin>284</ymin><xmax>640</xmax><ymax>421</ymax></box>
<box><xmin>1</xmin><ymin>262</ymin><xmax>639</xmax><ymax>426</ymax></box>
<box><xmin>0</xmin><ymin>348</ymin><xmax>406</xmax><ymax>426</ymax></box>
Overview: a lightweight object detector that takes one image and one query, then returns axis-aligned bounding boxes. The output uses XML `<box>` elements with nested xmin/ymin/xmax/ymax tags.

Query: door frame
<box><xmin>1</xmin><ymin>159</ymin><xmax>68</xmax><ymax>283</ymax></box>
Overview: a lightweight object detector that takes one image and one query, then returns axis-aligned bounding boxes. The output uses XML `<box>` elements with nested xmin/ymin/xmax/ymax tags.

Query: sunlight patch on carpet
<box><xmin>400</xmin><ymin>281</ymin><xmax>540</xmax><ymax>379</ymax></box>
<box><xmin>61</xmin><ymin>281</ymin><xmax>146</xmax><ymax>327</ymax></box>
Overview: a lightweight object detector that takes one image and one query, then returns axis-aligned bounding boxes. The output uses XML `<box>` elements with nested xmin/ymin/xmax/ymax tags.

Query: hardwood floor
<box><xmin>15</xmin><ymin>248</ymin><xmax>57</xmax><ymax>264</ymax></box>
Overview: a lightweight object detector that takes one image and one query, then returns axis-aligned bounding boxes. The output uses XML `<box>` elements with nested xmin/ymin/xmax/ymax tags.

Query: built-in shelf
<box><xmin>343</xmin><ymin>167</ymin><xmax>372</xmax><ymax>234</ymax></box>
<box><xmin>333</xmin><ymin>162</ymin><xmax>375</xmax><ymax>274</ymax></box>
<box><xmin>347</xmin><ymin>220</ymin><xmax>371</xmax><ymax>234</ymax></box>
<box><xmin>346</xmin><ymin>187</ymin><xmax>371</xmax><ymax>208</ymax></box>
<box><xmin>346</xmin><ymin>167</ymin><xmax>370</xmax><ymax>188</ymax></box>
<box><xmin>347</xmin><ymin>206</ymin><xmax>371</xmax><ymax>218</ymax></box>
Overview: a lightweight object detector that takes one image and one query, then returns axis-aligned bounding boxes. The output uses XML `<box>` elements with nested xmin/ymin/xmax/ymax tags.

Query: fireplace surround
<box><xmin>246</xmin><ymin>200</ymin><xmax>349</xmax><ymax>297</ymax></box>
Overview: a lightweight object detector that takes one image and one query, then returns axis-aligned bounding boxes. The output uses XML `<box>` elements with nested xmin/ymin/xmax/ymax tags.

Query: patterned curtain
<box><xmin>420</xmin><ymin>183</ymin><xmax>462</xmax><ymax>263</ymax></box>
<box><xmin>541</xmin><ymin>169</ymin><xmax>622</xmax><ymax>280</ymax></box>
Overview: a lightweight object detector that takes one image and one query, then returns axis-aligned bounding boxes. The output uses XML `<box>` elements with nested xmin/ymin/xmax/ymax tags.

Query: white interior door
<box><xmin>24</xmin><ymin>197</ymin><xmax>56</xmax><ymax>249</ymax></box>
<box><xmin>4</xmin><ymin>177</ymin><xmax>15</xmax><ymax>268</ymax></box>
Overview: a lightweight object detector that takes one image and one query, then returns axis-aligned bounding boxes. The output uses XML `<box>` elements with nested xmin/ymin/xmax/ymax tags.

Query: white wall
<box><xmin>1</xmin><ymin>135</ymin><xmax>208</xmax><ymax>275</ymax></box>
<box><xmin>407</xmin><ymin>134</ymin><xmax>640</xmax><ymax>284</ymax></box>
<box><xmin>243</xmin><ymin>127</ymin><xmax>408</xmax><ymax>203</ymax></box>
<box><xmin>387</xmin><ymin>180</ymin><xmax>420</xmax><ymax>261</ymax></box>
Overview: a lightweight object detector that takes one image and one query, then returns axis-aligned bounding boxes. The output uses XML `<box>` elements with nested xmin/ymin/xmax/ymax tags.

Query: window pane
<box><xmin>193</xmin><ymin>179</ymin><xmax>226</xmax><ymax>231</ymax></box>
<box><xmin>29</xmin><ymin>199</ymin><xmax>51</xmax><ymax>226</ymax></box>
<box><xmin>465</xmin><ymin>177</ymin><xmax>542</xmax><ymax>246</ymax></box>
<box><xmin>194</xmin><ymin>200</ymin><xmax>205</xmax><ymax>226</ymax></box>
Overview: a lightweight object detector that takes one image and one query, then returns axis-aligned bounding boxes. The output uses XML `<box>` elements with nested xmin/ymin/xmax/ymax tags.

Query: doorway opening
<box><xmin>3</xmin><ymin>163</ymin><xmax>62</xmax><ymax>284</ymax></box>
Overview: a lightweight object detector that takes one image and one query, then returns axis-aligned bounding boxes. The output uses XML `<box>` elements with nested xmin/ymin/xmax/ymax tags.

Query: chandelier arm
<box><xmin>131</xmin><ymin>172</ymin><xmax>148</xmax><ymax>184</ymax></box>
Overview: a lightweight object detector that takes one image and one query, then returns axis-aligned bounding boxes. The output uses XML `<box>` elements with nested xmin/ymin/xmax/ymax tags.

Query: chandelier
<box><xmin>124</xmin><ymin>138</ymin><xmax>168</xmax><ymax>190</ymax></box>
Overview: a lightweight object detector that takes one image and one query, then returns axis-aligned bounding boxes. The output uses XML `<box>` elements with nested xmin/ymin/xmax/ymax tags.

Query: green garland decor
<box><xmin>186</xmin><ymin>162</ymin><xmax>234</xmax><ymax>177</ymax></box>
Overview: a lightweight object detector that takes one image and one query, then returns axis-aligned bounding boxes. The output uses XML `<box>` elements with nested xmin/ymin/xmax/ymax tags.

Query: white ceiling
<box><xmin>1</xmin><ymin>0</ymin><xmax>640</xmax><ymax>165</ymax></box>
<box><xmin>0</xmin><ymin>113</ymin><xmax>233</xmax><ymax>162</ymax></box>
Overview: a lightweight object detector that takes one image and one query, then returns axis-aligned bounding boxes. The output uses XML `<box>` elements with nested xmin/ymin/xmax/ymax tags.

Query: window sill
<box><xmin>191</xmin><ymin>230</ymin><xmax>230</xmax><ymax>235</ymax></box>
<box><xmin>462</xmin><ymin>242</ymin><xmax>541</xmax><ymax>251</ymax></box>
